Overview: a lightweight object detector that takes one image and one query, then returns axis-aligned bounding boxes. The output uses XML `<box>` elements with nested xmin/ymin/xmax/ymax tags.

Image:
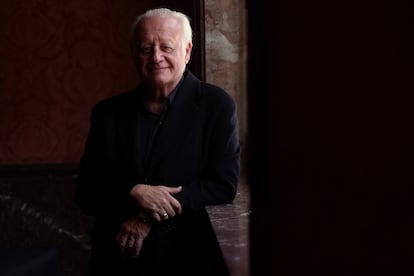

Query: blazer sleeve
<box><xmin>174</xmin><ymin>89</ymin><xmax>241</xmax><ymax>211</ymax></box>
<box><xmin>74</xmin><ymin>103</ymin><xmax>138</xmax><ymax>219</ymax></box>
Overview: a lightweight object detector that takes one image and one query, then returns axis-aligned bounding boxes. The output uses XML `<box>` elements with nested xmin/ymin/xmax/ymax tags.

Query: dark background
<box><xmin>248</xmin><ymin>1</ymin><xmax>414</xmax><ymax>275</ymax></box>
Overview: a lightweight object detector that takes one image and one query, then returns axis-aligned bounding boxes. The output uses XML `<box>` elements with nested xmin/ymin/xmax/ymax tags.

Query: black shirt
<box><xmin>137</xmin><ymin>76</ymin><xmax>184</xmax><ymax>182</ymax></box>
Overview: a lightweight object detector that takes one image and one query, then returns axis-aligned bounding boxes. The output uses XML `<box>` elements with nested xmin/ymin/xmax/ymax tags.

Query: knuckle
<box><xmin>150</xmin><ymin>205</ymin><xmax>158</xmax><ymax>213</ymax></box>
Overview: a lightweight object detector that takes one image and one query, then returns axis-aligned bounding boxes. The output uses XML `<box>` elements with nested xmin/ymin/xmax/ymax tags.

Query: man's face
<box><xmin>134</xmin><ymin>16</ymin><xmax>192</xmax><ymax>90</ymax></box>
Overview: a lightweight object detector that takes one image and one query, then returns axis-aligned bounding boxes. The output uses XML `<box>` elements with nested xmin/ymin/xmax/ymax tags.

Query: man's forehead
<box><xmin>138</xmin><ymin>32</ymin><xmax>180</xmax><ymax>43</ymax></box>
<box><xmin>133</xmin><ymin>17</ymin><xmax>184</xmax><ymax>46</ymax></box>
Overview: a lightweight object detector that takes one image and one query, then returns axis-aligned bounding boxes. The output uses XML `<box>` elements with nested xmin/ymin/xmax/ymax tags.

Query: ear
<box><xmin>184</xmin><ymin>42</ymin><xmax>193</xmax><ymax>64</ymax></box>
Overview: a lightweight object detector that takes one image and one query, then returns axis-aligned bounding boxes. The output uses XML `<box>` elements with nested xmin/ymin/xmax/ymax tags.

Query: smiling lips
<box><xmin>150</xmin><ymin>66</ymin><xmax>168</xmax><ymax>72</ymax></box>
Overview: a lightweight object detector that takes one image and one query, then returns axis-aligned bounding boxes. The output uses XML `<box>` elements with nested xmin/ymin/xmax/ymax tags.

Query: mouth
<box><xmin>149</xmin><ymin>66</ymin><xmax>168</xmax><ymax>72</ymax></box>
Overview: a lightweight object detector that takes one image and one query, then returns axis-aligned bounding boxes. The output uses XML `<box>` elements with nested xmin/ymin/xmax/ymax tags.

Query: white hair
<box><xmin>130</xmin><ymin>8</ymin><xmax>193</xmax><ymax>57</ymax></box>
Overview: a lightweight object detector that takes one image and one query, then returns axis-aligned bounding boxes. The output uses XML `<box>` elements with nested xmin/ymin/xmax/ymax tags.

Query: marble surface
<box><xmin>205</xmin><ymin>0</ymin><xmax>248</xmax><ymax>143</ymax></box>
<box><xmin>0</xmin><ymin>172</ymin><xmax>93</xmax><ymax>276</ymax></box>
<box><xmin>0</xmin><ymin>168</ymin><xmax>250</xmax><ymax>276</ymax></box>
<box><xmin>206</xmin><ymin>179</ymin><xmax>250</xmax><ymax>276</ymax></box>
<box><xmin>204</xmin><ymin>3</ymin><xmax>249</xmax><ymax>272</ymax></box>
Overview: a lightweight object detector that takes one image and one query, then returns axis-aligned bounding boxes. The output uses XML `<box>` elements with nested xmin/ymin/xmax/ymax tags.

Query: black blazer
<box><xmin>75</xmin><ymin>71</ymin><xmax>240</xmax><ymax>222</ymax></box>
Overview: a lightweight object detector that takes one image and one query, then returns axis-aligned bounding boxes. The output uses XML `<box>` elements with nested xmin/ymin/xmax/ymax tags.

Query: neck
<box><xmin>144</xmin><ymin>83</ymin><xmax>176</xmax><ymax>115</ymax></box>
<box><xmin>145</xmin><ymin>80</ymin><xmax>178</xmax><ymax>100</ymax></box>
<box><xmin>145</xmin><ymin>87</ymin><xmax>171</xmax><ymax>103</ymax></box>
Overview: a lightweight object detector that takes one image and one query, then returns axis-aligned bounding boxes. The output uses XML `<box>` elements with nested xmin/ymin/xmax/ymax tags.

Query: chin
<box><xmin>146</xmin><ymin>77</ymin><xmax>169</xmax><ymax>88</ymax></box>
<box><xmin>150</xmin><ymin>75</ymin><xmax>168</xmax><ymax>83</ymax></box>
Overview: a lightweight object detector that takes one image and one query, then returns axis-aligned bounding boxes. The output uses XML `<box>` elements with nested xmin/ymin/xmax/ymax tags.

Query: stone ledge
<box><xmin>206</xmin><ymin>179</ymin><xmax>250</xmax><ymax>276</ymax></box>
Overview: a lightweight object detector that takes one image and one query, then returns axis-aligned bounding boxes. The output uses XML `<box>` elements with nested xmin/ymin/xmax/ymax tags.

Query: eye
<box><xmin>161</xmin><ymin>45</ymin><xmax>173</xmax><ymax>53</ymax></box>
<box><xmin>139</xmin><ymin>45</ymin><xmax>152</xmax><ymax>54</ymax></box>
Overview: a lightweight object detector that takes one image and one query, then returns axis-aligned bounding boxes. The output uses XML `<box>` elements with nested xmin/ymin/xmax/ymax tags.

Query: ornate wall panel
<box><xmin>0</xmin><ymin>0</ymin><xmax>204</xmax><ymax>164</ymax></box>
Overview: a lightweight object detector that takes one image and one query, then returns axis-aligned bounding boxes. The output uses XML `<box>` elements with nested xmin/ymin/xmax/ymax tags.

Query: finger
<box><xmin>161</xmin><ymin>193</ymin><xmax>182</xmax><ymax>218</ymax></box>
<box><xmin>164</xmin><ymin>196</ymin><xmax>181</xmax><ymax>216</ymax></box>
<box><xmin>117</xmin><ymin>235</ymin><xmax>129</xmax><ymax>258</ymax></box>
<box><xmin>162</xmin><ymin>205</ymin><xmax>174</xmax><ymax>218</ymax></box>
<box><xmin>165</xmin><ymin>186</ymin><xmax>182</xmax><ymax>194</ymax></box>
<box><xmin>125</xmin><ymin>236</ymin><xmax>136</xmax><ymax>258</ymax></box>
<box><xmin>170</xmin><ymin>197</ymin><xmax>182</xmax><ymax>215</ymax></box>
<box><xmin>131</xmin><ymin>238</ymin><xmax>143</xmax><ymax>258</ymax></box>
<box><xmin>161</xmin><ymin>209</ymin><xmax>169</xmax><ymax>220</ymax></box>
<box><xmin>116</xmin><ymin>232</ymin><xmax>128</xmax><ymax>248</ymax></box>
<box><xmin>127</xmin><ymin>236</ymin><xmax>135</xmax><ymax>248</ymax></box>
<box><xmin>150</xmin><ymin>210</ymin><xmax>162</xmax><ymax>222</ymax></box>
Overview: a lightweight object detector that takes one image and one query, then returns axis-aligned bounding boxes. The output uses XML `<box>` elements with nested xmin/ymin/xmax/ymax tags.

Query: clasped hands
<box><xmin>116</xmin><ymin>184</ymin><xmax>182</xmax><ymax>258</ymax></box>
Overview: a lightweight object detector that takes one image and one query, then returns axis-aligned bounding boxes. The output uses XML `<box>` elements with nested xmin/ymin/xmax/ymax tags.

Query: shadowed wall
<box><xmin>0</xmin><ymin>0</ymin><xmax>203</xmax><ymax>164</ymax></box>
<box><xmin>248</xmin><ymin>1</ymin><xmax>414</xmax><ymax>275</ymax></box>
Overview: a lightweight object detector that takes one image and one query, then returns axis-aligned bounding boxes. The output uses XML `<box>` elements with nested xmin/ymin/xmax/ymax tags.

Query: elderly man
<box><xmin>75</xmin><ymin>7</ymin><xmax>240</xmax><ymax>276</ymax></box>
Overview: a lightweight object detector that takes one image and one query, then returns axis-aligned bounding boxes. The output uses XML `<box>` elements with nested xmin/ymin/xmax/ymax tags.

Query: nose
<box><xmin>152</xmin><ymin>47</ymin><xmax>163</xmax><ymax>63</ymax></box>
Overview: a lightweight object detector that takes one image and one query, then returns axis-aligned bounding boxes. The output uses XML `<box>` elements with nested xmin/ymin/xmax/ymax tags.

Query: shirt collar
<box><xmin>142</xmin><ymin>74</ymin><xmax>185</xmax><ymax>115</ymax></box>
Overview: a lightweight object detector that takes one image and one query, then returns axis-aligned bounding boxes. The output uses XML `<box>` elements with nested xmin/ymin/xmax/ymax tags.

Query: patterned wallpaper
<box><xmin>0</xmin><ymin>0</ymin><xmax>201</xmax><ymax>164</ymax></box>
